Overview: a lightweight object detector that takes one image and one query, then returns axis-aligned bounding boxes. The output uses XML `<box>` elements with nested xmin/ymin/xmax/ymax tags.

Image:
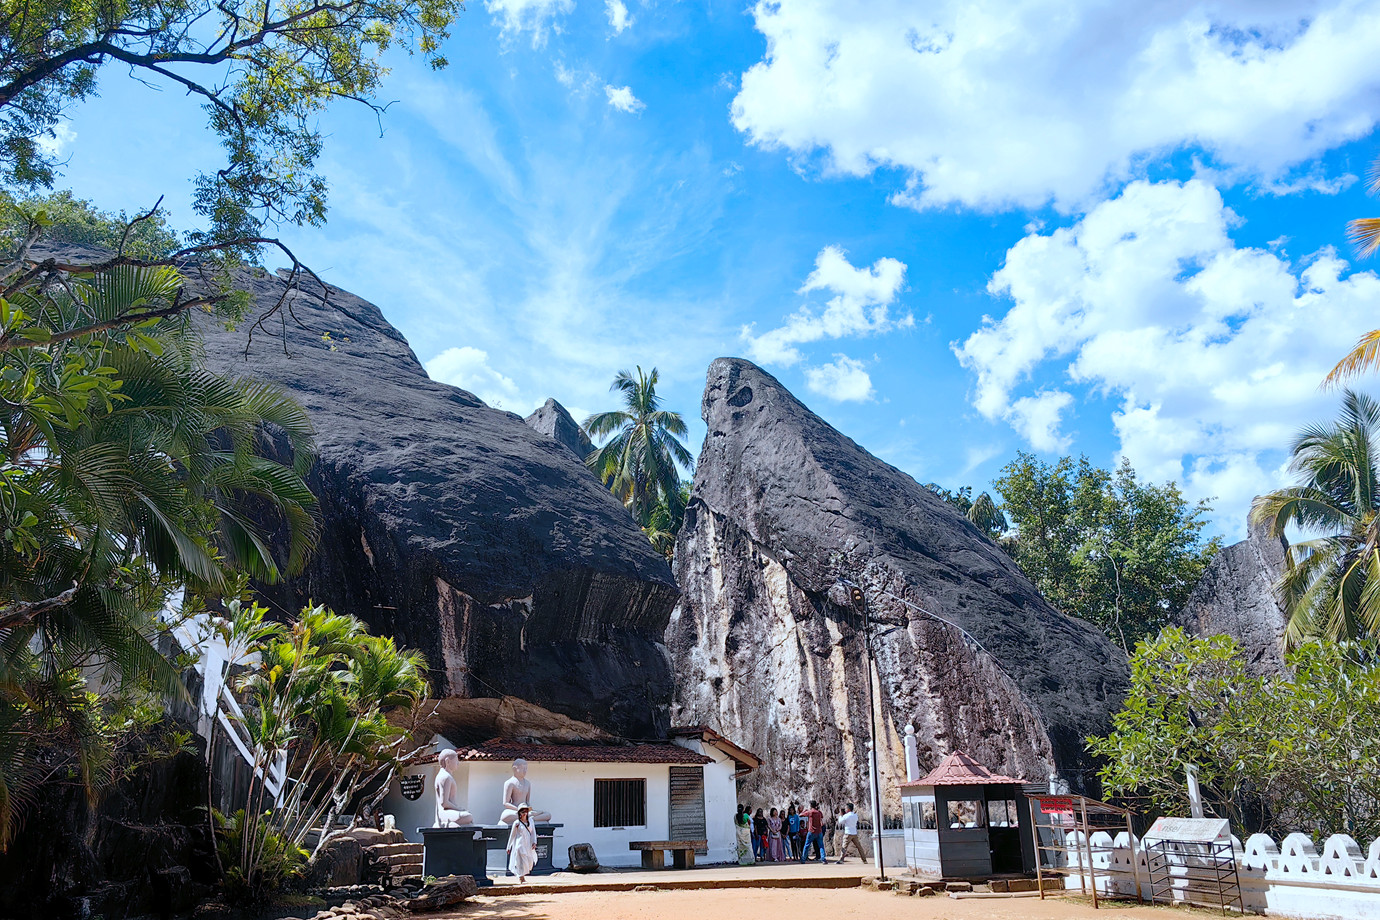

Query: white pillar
<box><xmin>867</xmin><ymin>740</ymin><xmax>884</xmax><ymax>872</ymax></box>
<box><xmin>903</xmin><ymin>724</ymin><xmax>920</xmax><ymax>782</ymax></box>
<box><xmin>1185</xmin><ymin>763</ymin><xmax>1205</xmax><ymax>819</ymax></box>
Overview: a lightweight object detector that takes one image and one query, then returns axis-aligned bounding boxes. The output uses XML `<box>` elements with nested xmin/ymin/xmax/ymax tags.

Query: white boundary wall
<box><xmin>1060</xmin><ymin>829</ymin><xmax>1380</xmax><ymax>920</ymax></box>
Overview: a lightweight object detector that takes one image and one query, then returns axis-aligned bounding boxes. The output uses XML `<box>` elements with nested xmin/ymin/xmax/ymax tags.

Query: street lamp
<box><xmin>844</xmin><ymin>581</ymin><xmax>887</xmax><ymax>881</ymax></box>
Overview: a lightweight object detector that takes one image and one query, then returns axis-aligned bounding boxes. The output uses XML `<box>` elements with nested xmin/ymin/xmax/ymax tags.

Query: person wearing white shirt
<box><xmin>834</xmin><ymin>803</ymin><xmax>866</xmax><ymax>863</ymax></box>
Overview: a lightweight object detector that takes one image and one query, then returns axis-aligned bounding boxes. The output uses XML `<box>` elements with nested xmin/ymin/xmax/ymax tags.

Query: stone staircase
<box><xmin>365</xmin><ymin>841</ymin><xmax>424</xmax><ymax>884</ymax></box>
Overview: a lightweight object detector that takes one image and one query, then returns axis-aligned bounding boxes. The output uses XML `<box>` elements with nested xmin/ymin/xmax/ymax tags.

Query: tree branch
<box><xmin>0</xmin><ymin>586</ymin><xmax>78</xmax><ymax>631</ymax></box>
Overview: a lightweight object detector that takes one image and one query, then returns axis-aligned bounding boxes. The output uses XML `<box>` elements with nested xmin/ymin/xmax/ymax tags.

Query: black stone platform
<box><xmin>420</xmin><ymin>824</ymin><xmax>564</xmax><ymax>882</ymax></box>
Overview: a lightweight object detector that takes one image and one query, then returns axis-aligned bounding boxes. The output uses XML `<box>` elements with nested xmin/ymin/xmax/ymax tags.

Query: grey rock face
<box><xmin>668</xmin><ymin>359</ymin><xmax>1127</xmax><ymax>811</ymax></box>
<box><xmin>525</xmin><ymin>398</ymin><xmax>595</xmax><ymax>463</ymax></box>
<box><xmin>191</xmin><ymin>266</ymin><xmax>679</xmax><ymax>740</ymax></box>
<box><xmin>1177</xmin><ymin>518</ymin><xmax>1289</xmax><ymax>676</ymax></box>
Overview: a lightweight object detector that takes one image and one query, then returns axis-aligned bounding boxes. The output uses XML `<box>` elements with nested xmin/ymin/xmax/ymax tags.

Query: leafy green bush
<box><xmin>1089</xmin><ymin>628</ymin><xmax>1380</xmax><ymax>838</ymax></box>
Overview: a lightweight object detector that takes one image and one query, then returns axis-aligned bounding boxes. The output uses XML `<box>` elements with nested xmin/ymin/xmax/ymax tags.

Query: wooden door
<box><xmin>669</xmin><ymin>766</ymin><xmax>707</xmax><ymax>854</ymax></box>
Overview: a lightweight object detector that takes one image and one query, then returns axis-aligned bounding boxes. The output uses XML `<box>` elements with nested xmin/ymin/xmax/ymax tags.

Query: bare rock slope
<box><xmin>196</xmin><ymin>267</ymin><xmax>680</xmax><ymax>740</ymax></box>
<box><xmin>1177</xmin><ymin>519</ymin><xmax>1289</xmax><ymax>676</ymax></box>
<box><xmin>668</xmin><ymin>359</ymin><xmax>1127</xmax><ymax>809</ymax></box>
<box><xmin>525</xmin><ymin>398</ymin><xmax>595</xmax><ymax>463</ymax></box>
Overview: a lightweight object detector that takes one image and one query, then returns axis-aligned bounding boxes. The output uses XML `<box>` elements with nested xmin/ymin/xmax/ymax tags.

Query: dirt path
<box><xmin>440</xmin><ymin>886</ymin><xmax>1176</xmax><ymax>920</ymax></box>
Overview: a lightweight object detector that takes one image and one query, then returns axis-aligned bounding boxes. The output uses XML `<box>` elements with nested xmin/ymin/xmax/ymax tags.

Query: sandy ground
<box><xmin>439</xmin><ymin>887</ymin><xmax>1177</xmax><ymax>920</ymax></box>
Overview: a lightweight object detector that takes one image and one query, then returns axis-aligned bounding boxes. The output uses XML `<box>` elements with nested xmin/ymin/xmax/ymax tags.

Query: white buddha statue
<box><xmin>433</xmin><ymin>749</ymin><xmax>474</xmax><ymax>827</ymax></box>
<box><xmin>499</xmin><ymin>758</ymin><xmax>552</xmax><ymax>825</ymax></box>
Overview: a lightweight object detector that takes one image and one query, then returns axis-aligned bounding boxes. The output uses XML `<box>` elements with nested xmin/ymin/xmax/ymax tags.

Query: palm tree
<box><xmin>0</xmin><ymin>264</ymin><xmax>320</xmax><ymax>847</ymax></box>
<box><xmin>1326</xmin><ymin>157</ymin><xmax>1380</xmax><ymax>386</ymax></box>
<box><xmin>1251</xmin><ymin>389</ymin><xmax>1380</xmax><ymax>646</ymax></box>
<box><xmin>583</xmin><ymin>367</ymin><xmax>695</xmax><ymax>536</ymax></box>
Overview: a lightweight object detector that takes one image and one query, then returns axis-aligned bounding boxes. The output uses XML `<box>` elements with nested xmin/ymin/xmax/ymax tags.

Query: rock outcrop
<box><xmin>192</xmin><ymin>266</ymin><xmax>679</xmax><ymax>740</ymax></box>
<box><xmin>668</xmin><ymin>359</ymin><xmax>1127</xmax><ymax>810</ymax></box>
<box><xmin>1177</xmin><ymin>518</ymin><xmax>1289</xmax><ymax>676</ymax></box>
<box><xmin>525</xmin><ymin>398</ymin><xmax>594</xmax><ymax>463</ymax></box>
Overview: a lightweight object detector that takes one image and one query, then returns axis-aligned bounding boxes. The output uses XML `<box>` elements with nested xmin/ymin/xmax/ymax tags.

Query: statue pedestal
<box><xmin>419</xmin><ymin>826</ymin><xmax>492</xmax><ymax>886</ymax></box>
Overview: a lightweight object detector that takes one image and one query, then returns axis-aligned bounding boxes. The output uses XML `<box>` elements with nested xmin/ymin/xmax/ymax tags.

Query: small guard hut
<box><xmin>900</xmin><ymin>750</ymin><xmax>1036</xmax><ymax>879</ymax></box>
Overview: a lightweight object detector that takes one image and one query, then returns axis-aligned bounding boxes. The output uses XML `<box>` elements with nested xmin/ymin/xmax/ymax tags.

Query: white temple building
<box><xmin>381</xmin><ymin>728</ymin><xmax>759</xmax><ymax>869</ymax></box>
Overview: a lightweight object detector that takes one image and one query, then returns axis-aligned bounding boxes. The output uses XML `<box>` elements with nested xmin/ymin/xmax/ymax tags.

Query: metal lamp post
<box><xmin>845</xmin><ymin>582</ymin><xmax>887</xmax><ymax>881</ymax></box>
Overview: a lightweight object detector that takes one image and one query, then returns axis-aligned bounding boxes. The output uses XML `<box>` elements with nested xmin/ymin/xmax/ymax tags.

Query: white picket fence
<box><xmin>1061</xmin><ymin>829</ymin><xmax>1380</xmax><ymax>919</ymax></box>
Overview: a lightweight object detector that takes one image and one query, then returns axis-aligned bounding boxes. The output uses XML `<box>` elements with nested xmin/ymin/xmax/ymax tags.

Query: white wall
<box><xmin>1057</xmin><ymin>829</ymin><xmax>1380</xmax><ymax>920</ymax></box>
<box><xmin>470</xmin><ymin>761</ymin><xmax>674</xmax><ymax>870</ymax></box>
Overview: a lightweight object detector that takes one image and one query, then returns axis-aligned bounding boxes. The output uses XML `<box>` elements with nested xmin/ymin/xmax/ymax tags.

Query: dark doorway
<box><xmin>988</xmin><ymin>797</ymin><xmax>1023</xmax><ymax>874</ymax></box>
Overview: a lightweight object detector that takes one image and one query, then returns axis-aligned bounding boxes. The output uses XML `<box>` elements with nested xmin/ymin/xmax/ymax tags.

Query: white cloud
<box><xmin>743</xmin><ymin>245</ymin><xmax>911</xmax><ymax>365</ymax></box>
<box><xmin>732</xmin><ymin>0</ymin><xmax>1380</xmax><ymax>211</ymax></box>
<box><xmin>805</xmin><ymin>355</ymin><xmax>874</xmax><ymax>402</ymax></box>
<box><xmin>955</xmin><ymin>178</ymin><xmax>1380</xmax><ymax>533</ymax></box>
<box><xmin>606</xmin><ymin>0</ymin><xmax>632</xmax><ymax>33</ymax></box>
<box><xmin>604</xmin><ymin>84</ymin><xmax>645</xmax><ymax>114</ymax></box>
<box><xmin>37</xmin><ymin>122</ymin><xmax>76</xmax><ymax>158</ymax></box>
<box><xmin>426</xmin><ymin>346</ymin><xmax>524</xmax><ymax>410</ymax></box>
<box><xmin>1008</xmin><ymin>390</ymin><xmax>1074</xmax><ymax>453</ymax></box>
<box><xmin>485</xmin><ymin>0</ymin><xmax>573</xmax><ymax>46</ymax></box>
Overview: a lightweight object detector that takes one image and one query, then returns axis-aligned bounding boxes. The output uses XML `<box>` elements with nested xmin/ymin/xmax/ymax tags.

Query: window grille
<box><xmin>594</xmin><ymin>778</ymin><xmax>646</xmax><ymax>828</ymax></box>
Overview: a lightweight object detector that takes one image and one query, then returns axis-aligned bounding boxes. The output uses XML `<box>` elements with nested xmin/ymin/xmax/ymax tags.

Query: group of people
<box><xmin>733</xmin><ymin>801</ymin><xmax>867</xmax><ymax>866</ymax></box>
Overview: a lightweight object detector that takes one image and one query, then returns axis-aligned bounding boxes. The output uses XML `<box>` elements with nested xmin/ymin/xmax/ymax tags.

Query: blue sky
<box><xmin>51</xmin><ymin>0</ymin><xmax>1380</xmax><ymax>540</ymax></box>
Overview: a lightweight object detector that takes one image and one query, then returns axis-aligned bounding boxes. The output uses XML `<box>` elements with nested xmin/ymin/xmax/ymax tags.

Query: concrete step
<box><xmin>376</xmin><ymin>854</ymin><xmax>424</xmax><ymax>869</ymax></box>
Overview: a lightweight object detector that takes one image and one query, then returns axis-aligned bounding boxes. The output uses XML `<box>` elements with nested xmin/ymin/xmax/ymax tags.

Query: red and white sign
<box><xmin>1039</xmin><ymin>796</ymin><xmax>1074</xmax><ymax>815</ymax></box>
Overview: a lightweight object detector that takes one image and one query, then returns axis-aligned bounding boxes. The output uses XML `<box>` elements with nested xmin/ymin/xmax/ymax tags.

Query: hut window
<box><xmin>920</xmin><ymin>801</ymin><xmax>937</xmax><ymax>829</ymax></box>
<box><xmin>594</xmin><ymin>778</ymin><xmax>646</xmax><ymax>827</ymax></box>
<box><xmin>989</xmin><ymin>799</ymin><xmax>1020</xmax><ymax>827</ymax></box>
<box><xmin>946</xmin><ymin>799</ymin><xmax>986</xmax><ymax>828</ymax></box>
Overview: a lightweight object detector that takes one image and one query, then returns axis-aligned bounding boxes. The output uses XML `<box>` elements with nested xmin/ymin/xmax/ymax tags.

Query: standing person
<box><xmin>786</xmin><ymin>804</ymin><xmax>802</xmax><ymax>860</ymax></box>
<box><xmin>753</xmin><ymin>807</ymin><xmax>768</xmax><ymax>861</ymax></box>
<box><xmin>835</xmin><ymin>803</ymin><xmax>866</xmax><ymax>864</ymax></box>
<box><xmin>767</xmin><ymin>808</ymin><xmax>787</xmax><ymax>861</ymax></box>
<box><xmin>799</xmin><ymin>800</ymin><xmax>826</xmax><ymax>864</ymax></box>
<box><xmin>734</xmin><ymin>804</ymin><xmax>756</xmax><ymax>866</ymax></box>
<box><xmin>506</xmin><ymin>805</ymin><xmax>538</xmax><ymax>882</ymax></box>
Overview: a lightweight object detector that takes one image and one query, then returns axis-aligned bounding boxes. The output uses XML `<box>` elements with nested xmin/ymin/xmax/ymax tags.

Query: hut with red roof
<box><xmin>899</xmin><ymin>750</ymin><xmax>1035</xmax><ymax>879</ymax></box>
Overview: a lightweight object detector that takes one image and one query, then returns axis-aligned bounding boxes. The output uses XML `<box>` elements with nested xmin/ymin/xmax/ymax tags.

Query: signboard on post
<box><xmin>1142</xmin><ymin>816</ymin><xmax>1230</xmax><ymax>844</ymax></box>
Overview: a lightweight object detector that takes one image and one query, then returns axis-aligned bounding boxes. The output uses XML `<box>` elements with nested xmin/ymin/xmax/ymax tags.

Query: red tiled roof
<box><xmin>900</xmin><ymin>750</ymin><xmax>1026</xmax><ymax>789</ymax></box>
<box><xmin>451</xmin><ymin>738</ymin><xmax>712</xmax><ymax>765</ymax></box>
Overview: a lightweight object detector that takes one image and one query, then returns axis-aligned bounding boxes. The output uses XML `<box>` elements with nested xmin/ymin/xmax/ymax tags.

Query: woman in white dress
<box><xmin>506</xmin><ymin>804</ymin><xmax>538</xmax><ymax>882</ymax></box>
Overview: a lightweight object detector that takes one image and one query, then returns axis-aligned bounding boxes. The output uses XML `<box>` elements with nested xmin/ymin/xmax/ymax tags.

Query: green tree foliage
<box><xmin>1089</xmin><ymin>628</ymin><xmax>1380</xmax><ymax>839</ymax></box>
<box><xmin>924</xmin><ymin>483</ymin><xmax>1009</xmax><ymax>542</ymax></box>
<box><xmin>0</xmin><ymin>0</ymin><xmax>464</xmax><ymax>247</ymax></box>
<box><xmin>584</xmin><ymin>367</ymin><xmax>695</xmax><ymax>554</ymax></box>
<box><xmin>214</xmin><ymin>599</ymin><xmax>429</xmax><ymax>903</ymax></box>
<box><xmin>1252</xmin><ymin>389</ymin><xmax>1380</xmax><ymax>646</ymax></box>
<box><xmin>0</xmin><ymin>190</ymin><xmax>180</xmax><ymax>259</ymax></box>
<box><xmin>0</xmin><ymin>261</ymin><xmax>319</xmax><ymax>846</ymax></box>
<box><xmin>993</xmin><ymin>453</ymin><xmax>1219</xmax><ymax>651</ymax></box>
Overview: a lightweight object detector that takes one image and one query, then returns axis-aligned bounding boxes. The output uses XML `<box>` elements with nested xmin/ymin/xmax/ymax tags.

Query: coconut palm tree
<box><xmin>1326</xmin><ymin>159</ymin><xmax>1380</xmax><ymax>386</ymax></box>
<box><xmin>583</xmin><ymin>367</ymin><xmax>695</xmax><ymax>535</ymax></box>
<box><xmin>1251</xmin><ymin>389</ymin><xmax>1380</xmax><ymax>646</ymax></box>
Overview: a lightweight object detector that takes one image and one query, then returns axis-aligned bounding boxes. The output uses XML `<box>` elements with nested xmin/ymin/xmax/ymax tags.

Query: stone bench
<box><xmin>629</xmin><ymin>840</ymin><xmax>707</xmax><ymax>870</ymax></box>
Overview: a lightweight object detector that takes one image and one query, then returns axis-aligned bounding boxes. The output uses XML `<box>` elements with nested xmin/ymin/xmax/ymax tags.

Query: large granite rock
<box><xmin>189</xmin><ymin>264</ymin><xmax>679</xmax><ymax>740</ymax></box>
<box><xmin>668</xmin><ymin>359</ymin><xmax>1127</xmax><ymax>810</ymax></box>
<box><xmin>1177</xmin><ymin>517</ymin><xmax>1289</xmax><ymax>676</ymax></box>
<box><xmin>525</xmin><ymin>398</ymin><xmax>594</xmax><ymax>463</ymax></box>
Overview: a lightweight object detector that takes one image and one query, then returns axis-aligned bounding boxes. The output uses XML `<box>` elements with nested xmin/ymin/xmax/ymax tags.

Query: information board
<box><xmin>1039</xmin><ymin>796</ymin><xmax>1074</xmax><ymax>815</ymax></box>
<box><xmin>1142</xmin><ymin>816</ymin><xmax>1230</xmax><ymax>844</ymax></box>
<box><xmin>399</xmin><ymin>773</ymin><xmax>426</xmax><ymax>801</ymax></box>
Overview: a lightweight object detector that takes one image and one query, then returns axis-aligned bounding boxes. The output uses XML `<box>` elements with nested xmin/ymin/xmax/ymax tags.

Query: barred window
<box><xmin>594</xmin><ymin>778</ymin><xmax>646</xmax><ymax>828</ymax></box>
